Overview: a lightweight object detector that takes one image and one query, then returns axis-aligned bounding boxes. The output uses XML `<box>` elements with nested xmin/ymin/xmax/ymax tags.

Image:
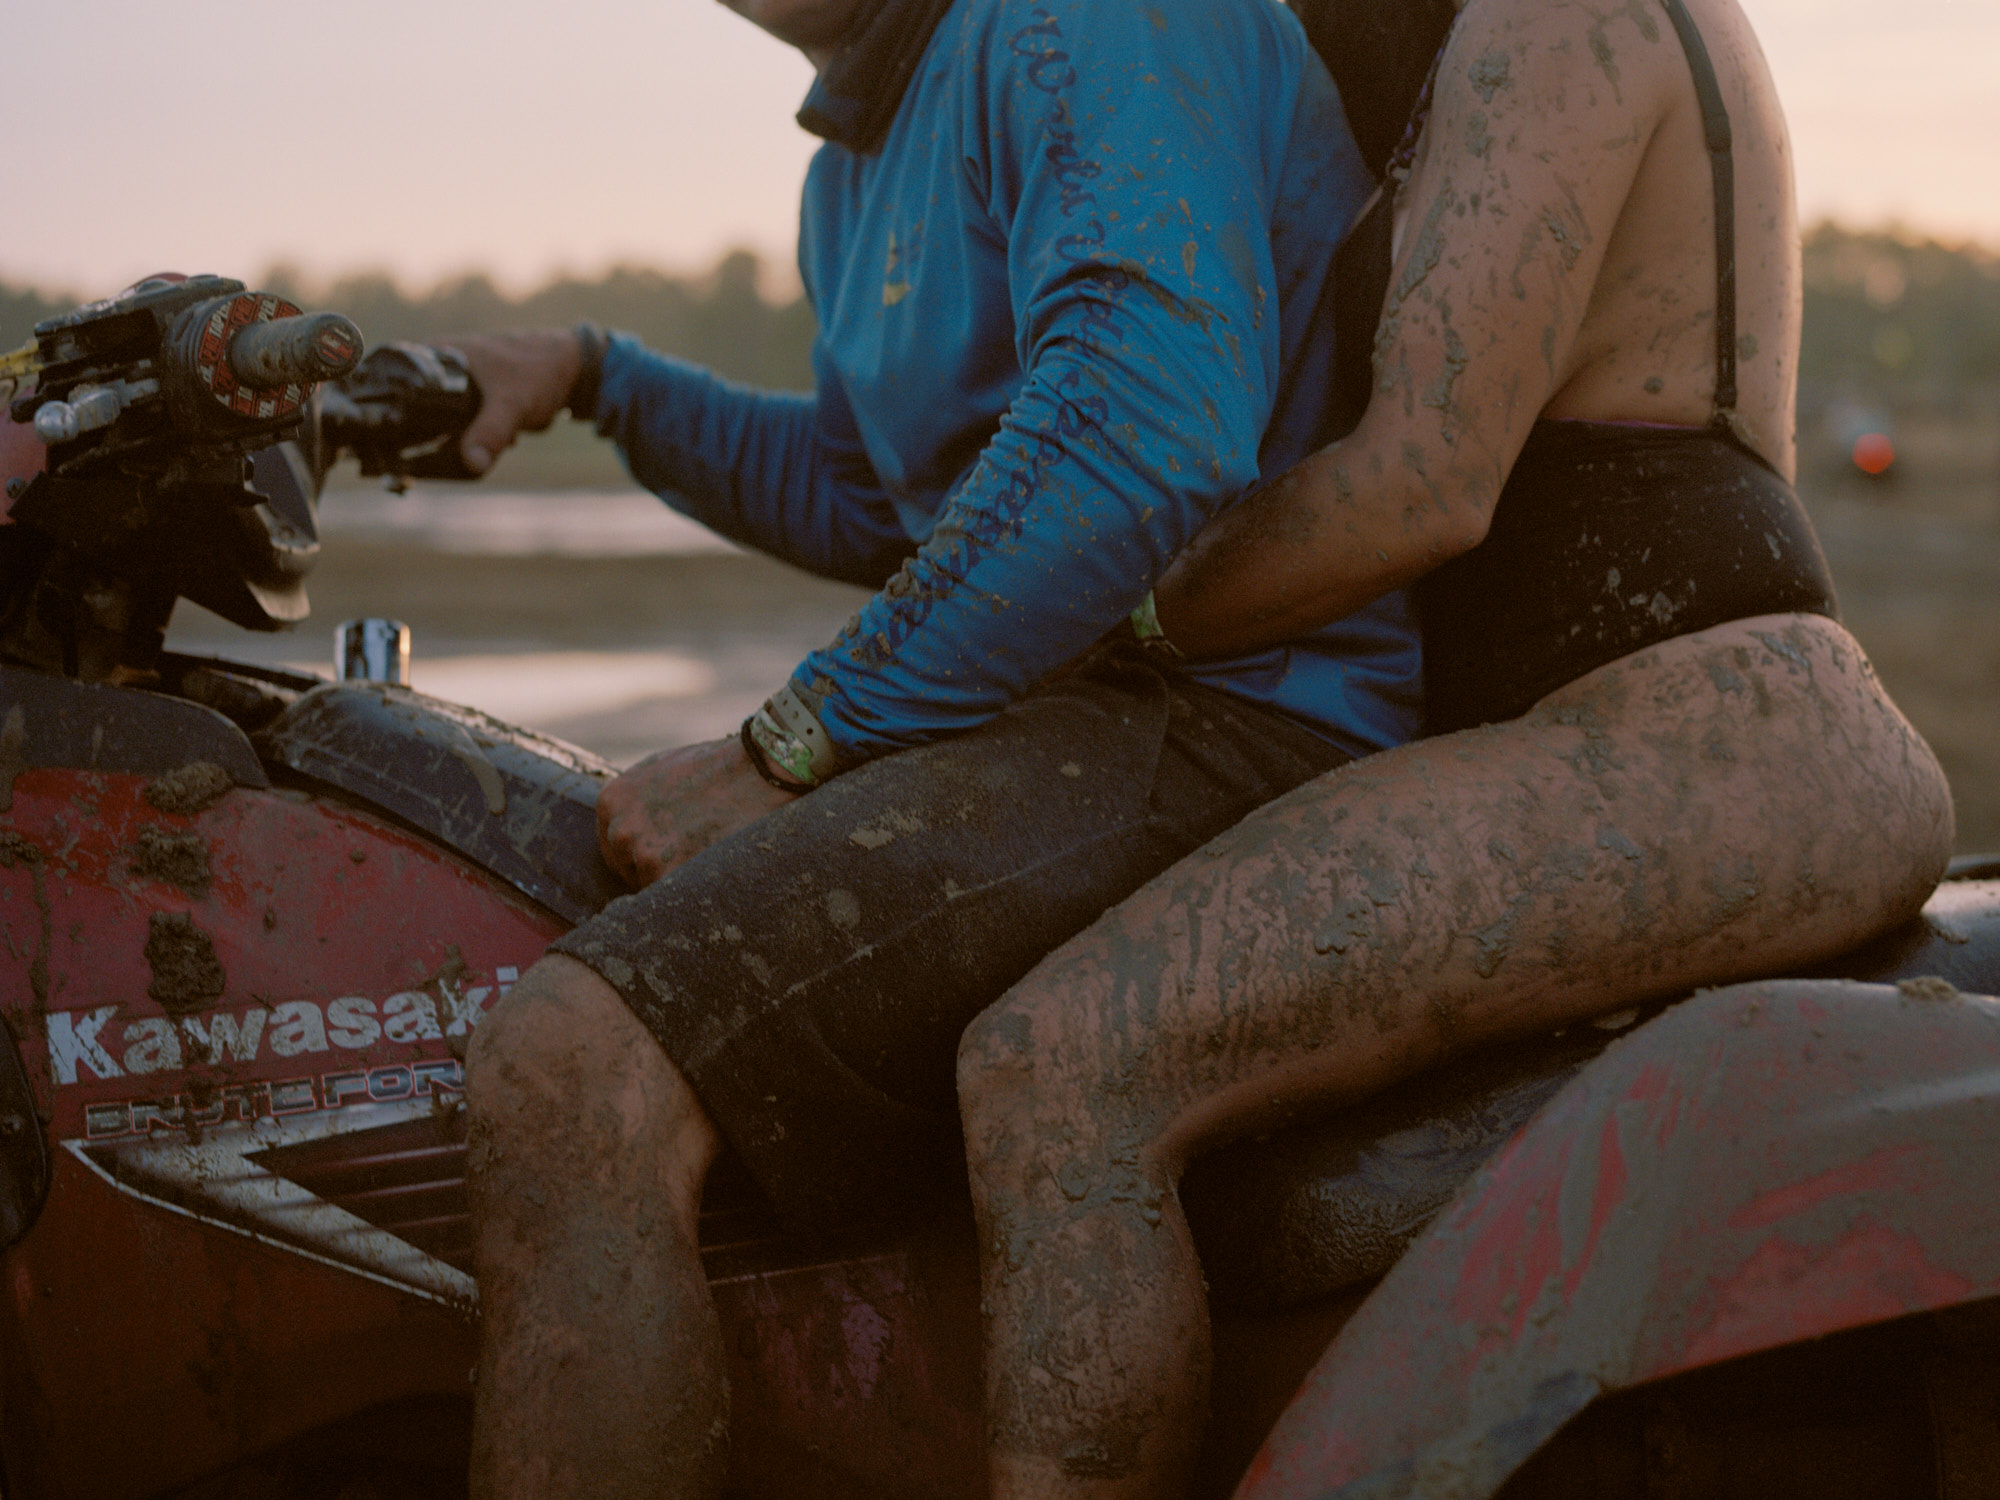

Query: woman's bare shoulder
<box><xmin>1437</xmin><ymin>0</ymin><xmax>1689</xmax><ymax>109</ymax></box>
<box><xmin>1464</xmin><ymin>0</ymin><xmax>1802</xmax><ymax>463</ymax></box>
<box><xmin>1360</xmin><ymin>0</ymin><xmax>1688</xmax><ymax>491</ymax></box>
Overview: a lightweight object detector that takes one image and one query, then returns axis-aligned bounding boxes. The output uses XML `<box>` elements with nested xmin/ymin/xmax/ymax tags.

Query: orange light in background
<box><xmin>1852</xmin><ymin>432</ymin><xmax>1896</xmax><ymax>476</ymax></box>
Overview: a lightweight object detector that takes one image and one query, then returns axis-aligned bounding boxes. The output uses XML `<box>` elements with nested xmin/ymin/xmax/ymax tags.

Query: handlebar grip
<box><xmin>228</xmin><ymin>313</ymin><xmax>364</xmax><ymax>389</ymax></box>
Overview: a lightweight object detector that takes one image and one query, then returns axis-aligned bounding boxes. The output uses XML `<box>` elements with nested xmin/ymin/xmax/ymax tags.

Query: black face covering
<box><xmin>1287</xmin><ymin>0</ymin><xmax>1458</xmax><ymax>178</ymax></box>
<box><xmin>796</xmin><ymin>0</ymin><xmax>959</xmax><ymax>154</ymax></box>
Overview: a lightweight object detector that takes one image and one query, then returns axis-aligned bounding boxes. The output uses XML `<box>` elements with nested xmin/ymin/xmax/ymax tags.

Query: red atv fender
<box><xmin>1241</xmin><ymin>977</ymin><xmax>2000</xmax><ymax>1500</ymax></box>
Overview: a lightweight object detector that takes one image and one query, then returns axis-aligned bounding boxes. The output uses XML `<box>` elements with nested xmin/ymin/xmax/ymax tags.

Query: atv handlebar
<box><xmin>228</xmin><ymin>311</ymin><xmax>363</xmax><ymax>389</ymax></box>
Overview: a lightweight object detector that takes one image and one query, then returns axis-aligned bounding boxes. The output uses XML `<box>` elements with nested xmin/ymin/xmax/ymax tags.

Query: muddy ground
<box><xmin>166</xmin><ymin>436</ymin><xmax>2000</xmax><ymax>853</ymax></box>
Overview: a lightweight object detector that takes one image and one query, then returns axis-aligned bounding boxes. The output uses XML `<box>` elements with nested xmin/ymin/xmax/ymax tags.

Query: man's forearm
<box><xmin>594</xmin><ymin>337</ymin><xmax>912</xmax><ymax>588</ymax></box>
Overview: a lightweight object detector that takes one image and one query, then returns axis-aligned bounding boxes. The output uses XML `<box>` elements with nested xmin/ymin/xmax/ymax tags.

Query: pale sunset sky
<box><xmin>1</xmin><ymin>0</ymin><xmax>1994</xmax><ymax>298</ymax></box>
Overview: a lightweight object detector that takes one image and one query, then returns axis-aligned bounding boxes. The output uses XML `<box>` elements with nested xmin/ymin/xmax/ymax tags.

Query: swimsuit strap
<box><xmin>1656</xmin><ymin>0</ymin><xmax>1739</xmax><ymax>425</ymax></box>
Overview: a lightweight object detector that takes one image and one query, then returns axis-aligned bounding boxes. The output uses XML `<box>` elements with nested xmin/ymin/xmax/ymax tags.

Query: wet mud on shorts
<box><xmin>552</xmin><ymin>648</ymin><xmax>1350</xmax><ymax>1232</ymax></box>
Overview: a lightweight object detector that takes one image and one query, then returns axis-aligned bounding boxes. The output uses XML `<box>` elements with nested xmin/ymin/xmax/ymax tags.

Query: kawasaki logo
<box><xmin>42</xmin><ymin>969</ymin><xmax>516</xmax><ymax>1086</ymax></box>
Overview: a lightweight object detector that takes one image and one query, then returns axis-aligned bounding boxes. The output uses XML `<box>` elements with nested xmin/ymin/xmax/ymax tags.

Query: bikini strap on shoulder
<box><xmin>1656</xmin><ymin>0</ymin><xmax>1739</xmax><ymax>425</ymax></box>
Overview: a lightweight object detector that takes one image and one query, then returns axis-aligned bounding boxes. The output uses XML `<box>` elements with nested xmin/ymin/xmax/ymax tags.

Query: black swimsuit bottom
<box><xmin>1416</xmin><ymin>419</ymin><xmax>1838</xmax><ymax>735</ymax></box>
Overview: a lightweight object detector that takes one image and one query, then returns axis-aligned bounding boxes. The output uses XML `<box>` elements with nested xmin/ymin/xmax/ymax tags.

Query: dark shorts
<box><xmin>552</xmin><ymin>648</ymin><xmax>1349</xmax><ymax>1231</ymax></box>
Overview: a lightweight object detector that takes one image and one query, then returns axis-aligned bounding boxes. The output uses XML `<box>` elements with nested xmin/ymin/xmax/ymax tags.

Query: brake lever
<box><xmin>317</xmin><ymin>342</ymin><xmax>484</xmax><ymax>489</ymax></box>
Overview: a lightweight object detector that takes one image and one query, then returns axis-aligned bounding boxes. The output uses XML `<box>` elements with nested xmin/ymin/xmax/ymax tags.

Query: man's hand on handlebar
<box><xmin>438</xmin><ymin>329</ymin><xmax>584</xmax><ymax>475</ymax></box>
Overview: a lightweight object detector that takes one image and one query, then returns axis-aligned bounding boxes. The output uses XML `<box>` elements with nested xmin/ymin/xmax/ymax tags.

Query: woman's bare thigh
<box><xmin>982</xmin><ymin>614</ymin><xmax>1953</xmax><ymax>1169</ymax></box>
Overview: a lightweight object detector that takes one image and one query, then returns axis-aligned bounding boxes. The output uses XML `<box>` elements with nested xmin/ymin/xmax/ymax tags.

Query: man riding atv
<box><xmin>445</xmin><ymin>0</ymin><xmax>1419</xmax><ymax>1493</ymax></box>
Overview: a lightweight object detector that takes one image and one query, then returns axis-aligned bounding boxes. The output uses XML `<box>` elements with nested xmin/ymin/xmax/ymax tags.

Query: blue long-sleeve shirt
<box><xmin>594</xmin><ymin>0</ymin><xmax>1423</xmax><ymax>763</ymax></box>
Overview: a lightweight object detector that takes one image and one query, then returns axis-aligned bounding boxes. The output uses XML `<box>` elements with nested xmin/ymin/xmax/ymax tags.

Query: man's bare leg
<box><xmin>466</xmin><ymin>955</ymin><xmax>728</xmax><ymax>1499</ymax></box>
<box><xmin>959</xmin><ymin>616</ymin><xmax>1955</xmax><ymax>1499</ymax></box>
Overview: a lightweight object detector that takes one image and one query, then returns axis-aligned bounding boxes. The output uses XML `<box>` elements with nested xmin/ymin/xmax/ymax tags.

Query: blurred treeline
<box><xmin>1800</xmin><ymin>225</ymin><xmax>2000</xmax><ymax>410</ymax></box>
<box><xmin>6</xmin><ymin>225</ymin><xmax>1998</xmax><ymax>402</ymax></box>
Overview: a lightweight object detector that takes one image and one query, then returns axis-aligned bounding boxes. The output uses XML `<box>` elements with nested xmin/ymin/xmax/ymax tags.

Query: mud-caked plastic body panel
<box><xmin>257</xmin><ymin>682</ymin><xmax>624</xmax><ymax>924</ymax></box>
<box><xmin>0</xmin><ymin>763</ymin><xmax>561</xmax><ymax>1499</ymax></box>
<box><xmin>0</xmin><ymin>663</ymin><xmax>268</xmax><ymax>792</ymax></box>
<box><xmin>1240</xmin><ymin>978</ymin><xmax>2000</xmax><ymax>1500</ymax></box>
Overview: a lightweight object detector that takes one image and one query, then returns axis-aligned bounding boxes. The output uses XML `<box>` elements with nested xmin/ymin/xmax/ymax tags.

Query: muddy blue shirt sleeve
<box><xmin>793</xmin><ymin>0</ymin><xmax>1372</xmax><ymax>760</ymax></box>
<box><xmin>591</xmin><ymin>335</ymin><xmax>915</xmax><ymax>589</ymax></box>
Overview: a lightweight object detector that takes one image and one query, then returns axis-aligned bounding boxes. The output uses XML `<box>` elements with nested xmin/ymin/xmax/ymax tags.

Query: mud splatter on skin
<box><xmin>1374</xmin><ymin>185</ymin><xmax>1458</xmax><ymax>394</ymax></box>
<box><xmin>1313</xmin><ymin>898</ymin><xmax>1373</xmax><ymax>957</ymax></box>
<box><xmin>130</xmin><ymin>826</ymin><xmax>212</xmax><ymax>898</ymax></box>
<box><xmin>144</xmin><ymin>762</ymin><xmax>234</xmax><ymax>817</ymax></box>
<box><xmin>1465</xmin><ymin>110</ymin><xmax>1494</xmax><ymax>160</ymax></box>
<box><xmin>1471</xmin><ymin>892</ymin><xmax>1533</xmax><ymax>979</ymax></box>
<box><xmin>464</xmin><ymin>961</ymin><xmax>731</xmax><ymax>1495</ymax></box>
<box><xmin>1469</xmin><ymin>49</ymin><xmax>1513</xmax><ymax>104</ymax></box>
<box><xmin>1509</xmin><ymin>221</ymin><xmax>1546</xmax><ymax>302</ymax></box>
<box><xmin>145</xmin><ymin>912</ymin><xmax>226</xmax><ymax>1017</ymax></box>
<box><xmin>1583</xmin><ymin>0</ymin><xmax>1663</xmax><ymax>98</ymax></box>
<box><xmin>1587</xmin><ymin>30</ymin><xmax>1619</xmax><ymax>93</ymax></box>
<box><xmin>966</xmin><ymin>616</ymin><xmax>1939</xmax><ymax>1492</ymax></box>
<box><xmin>1542</xmin><ymin>208</ymin><xmax>1585</xmax><ymax>272</ymax></box>
<box><xmin>1422</xmin><ymin>316</ymin><xmax>1473</xmax><ymax>443</ymax></box>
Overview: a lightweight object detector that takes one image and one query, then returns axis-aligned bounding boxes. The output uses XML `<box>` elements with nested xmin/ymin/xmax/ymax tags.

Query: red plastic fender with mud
<box><xmin>1239</xmin><ymin>977</ymin><xmax>2000</xmax><ymax>1500</ymax></box>
<box><xmin>0</xmin><ymin>765</ymin><xmax>559</xmax><ymax>1498</ymax></box>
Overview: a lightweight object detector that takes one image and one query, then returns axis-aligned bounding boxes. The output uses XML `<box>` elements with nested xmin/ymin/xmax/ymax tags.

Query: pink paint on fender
<box><xmin>1729</xmin><ymin>1143</ymin><xmax>1924</xmax><ymax>1230</ymax></box>
<box><xmin>1677</xmin><ymin>1220</ymin><xmax>1975</xmax><ymax>1372</ymax></box>
<box><xmin>1564</xmin><ymin>1108</ymin><xmax>1630</xmax><ymax>1302</ymax></box>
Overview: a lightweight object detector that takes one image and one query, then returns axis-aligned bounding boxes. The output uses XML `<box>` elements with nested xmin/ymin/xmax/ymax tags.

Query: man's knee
<box><xmin>957</xmin><ymin>1000</ymin><xmax>1043</xmax><ymax>1141</ymax></box>
<box><xmin>957</xmin><ymin>997</ymin><xmax>1122</xmax><ymax>1186</ymax></box>
<box><xmin>467</xmin><ymin>954</ymin><xmax>718</xmax><ymax>1185</ymax></box>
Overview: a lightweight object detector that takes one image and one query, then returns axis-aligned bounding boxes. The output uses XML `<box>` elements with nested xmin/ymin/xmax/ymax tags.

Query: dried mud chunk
<box><xmin>1897</xmin><ymin>975</ymin><xmax>1960</xmax><ymax>1003</ymax></box>
<box><xmin>145</xmin><ymin>912</ymin><xmax>226</xmax><ymax>1016</ymax></box>
<box><xmin>0</xmin><ymin>830</ymin><xmax>41</xmax><ymax>868</ymax></box>
<box><xmin>144</xmin><ymin>762</ymin><xmax>234</xmax><ymax>817</ymax></box>
<box><xmin>130</xmin><ymin>826</ymin><xmax>212</xmax><ymax>897</ymax></box>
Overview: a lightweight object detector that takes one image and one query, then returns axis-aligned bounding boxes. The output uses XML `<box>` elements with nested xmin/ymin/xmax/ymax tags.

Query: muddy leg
<box><xmin>466</xmin><ymin>955</ymin><xmax>728</xmax><ymax>1499</ymax></box>
<box><xmin>961</xmin><ymin>615</ymin><xmax>1953</xmax><ymax>1500</ymax></box>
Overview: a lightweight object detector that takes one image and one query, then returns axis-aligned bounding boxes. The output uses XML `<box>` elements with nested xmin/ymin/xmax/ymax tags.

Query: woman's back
<box><xmin>1387</xmin><ymin>0</ymin><xmax>1800</xmax><ymax>481</ymax></box>
<box><xmin>1531</xmin><ymin>0</ymin><xmax>1799</xmax><ymax>473</ymax></box>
